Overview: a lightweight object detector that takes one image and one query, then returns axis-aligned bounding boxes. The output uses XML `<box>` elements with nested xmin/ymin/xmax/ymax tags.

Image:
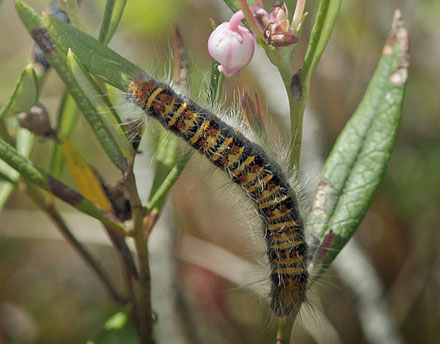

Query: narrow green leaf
<box><xmin>56</xmin><ymin>0</ymin><xmax>81</xmax><ymax>28</ymax></box>
<box><xmin>0</xmin><ymin>159</ymin><xmax>18</xmax><ymax>185</ymax></box>
<box><xmin>15</xmin><ymin>2</ymin><xmax>126</xmax><ymax>170</ymax></box>
<box><xmin>0</xmin><ymin>127</ymin><xmax>35</xmax><ymax>211</ymax></box>
<box><xmin>98</xmin><ymin>0</ymin><xmax>127</xmax><ymax>45</ymax></box>
<box><xmin>146</xmin><ymin>149</ymin><xmax>192</xmax><ymax>212</ymax></box>
<box><xmin>48</xmin><ymin>91</ymin><xmax>78</xmax><ymax>177</ymax></box>
<box><xmin>303</xmin><ymin>0</ymin><xmax>342</xmax><ymax>83</ymax></box>
<box><xmin>66</xmin><ymin>50</ymin><xmax>132</xmax><ymax>167</ymax></box>
<box><xmin>49</xmin><ymin>0</ymin><xmax>126</xmax><ymax>178</ymax></box>
<box><xmin>208</xmin><ymin>59</ymin><xmax>224</xmax><ymax>106</ymax></box>
<box><xmin>0</xmin><ymin>171</ymin><xmax>16</xmax><ymax>184</ymax></box>
<box><xmin>0</xmin><ymin>127</ymin><xmax>34</xmax><ymax>182</ymax></box>
<box><xmin>15</xmin><ymin>1</ymin><xmax>44</xmax><ymax>31</ymax></box>
<box><xmin>0</xmin><ymin>64</ymin><xmax>39</xmax><ymax>118</ymax></box>
<box><xmin>45</xmin><ymin>13</ymin><xmax>142</xmax><ymax>91</ymax></box>
<box><xmin>307</xmin><ymin>11</ymin><xmax>409</xmax><ymax>277</ymax></box>
<box><xmin>147</xmin><ymin>132</ymin><xmax>180</xmax><ymax>205</ymax></box>
<box><xmin>289</xmin><ymin>0</ymin><xmax>342</xmax><ymax>169</ymax></box>
<box><xmin>0</xmin><ymin>136</ymin><xmax>126</xmax><ymax>232</ymax></box>
<box><xmin>16</xmin><ymin>126</ymin><xmax>35</xmax><ymax>157</ymax></box>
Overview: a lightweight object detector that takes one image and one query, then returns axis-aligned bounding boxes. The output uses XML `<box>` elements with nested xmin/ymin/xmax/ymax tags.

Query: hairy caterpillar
<box><xmin>127</xmin><ymin>74</ymin><xmax>308</xmax><ymax>317</ymax></box>
<box><xmin>23</xmin><ymin>9</ymin><xmax>308</xmax><ymax>316</ymax></box>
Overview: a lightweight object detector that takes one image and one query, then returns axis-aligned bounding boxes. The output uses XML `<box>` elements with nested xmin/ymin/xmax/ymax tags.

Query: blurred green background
<box><xmin>0</xmin><ymin>0</ymin><xmax>439</xmax><ymax>343</ymax></box>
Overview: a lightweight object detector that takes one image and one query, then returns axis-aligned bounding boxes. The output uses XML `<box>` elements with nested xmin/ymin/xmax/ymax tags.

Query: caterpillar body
<box><xmin>127</xmin><ymin>75</ymin><xmax>308</xmax><ymax>317</ymax></box>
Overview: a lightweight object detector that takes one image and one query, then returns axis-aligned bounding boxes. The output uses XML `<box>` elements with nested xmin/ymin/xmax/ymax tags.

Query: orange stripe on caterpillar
<box><xmin>211</xmin><ymin>137</ymin><xmax>234</xmax><ymax>161</ymax></box>
<box><xmin>127</xmin><ymin>76</ymin><xmax>308</xmax><ymax>317</ymax></box>
<box><xmin>168</xmin><ymin>102</ymin><xmax>187</xmax><ymax>126</ymax></box>
<box><xmin>268</xmin><ymin>220</ymin><xmax>296</xmax><ymax>231</ymax></box>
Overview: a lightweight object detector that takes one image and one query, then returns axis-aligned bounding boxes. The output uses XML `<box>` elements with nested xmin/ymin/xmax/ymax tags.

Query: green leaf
<box><xmin>48</xmin><ymin>91</ymin><xmax>78</xmax><ymax>178</ymax></box>
<box><xmin>208</xmin><ymin>59</ymin><xmax>224</xmax><ymax>106</ymax></box>
<box><xmin>307</xmin><ymin>11</ymin><xmax>409</xmax><ymax>277</ymax></box>
<box><xmin>45</xmin><ymin>13</ymin><xmax>142</xmax><ymax>91</ymax></box>
<box><xmin>98</xmin><ymin>0</ymin><xmax>127</xmax><ymax>45</ymax></box>
<box><xmin>0</xmin><ymin>64</ymin><xmax>39</xmax><ymax>118</ymax></box>
<box><xmin>146</xmin><ymin>149</ymin><xmax>192</xmax><ymax>212</ymax></box>
<box><xmin>49</xmin><ymin>0</ymin><xmax>126</xmax><ymax>178</ymax></box>
<box><xmin>0</xmin><ymin>127</ymin><xmax>34</xmax><ymax>184</ymax></box>
<box><xmin>289</xmin><ymin>0</ymin><xmax>342</xmax><ymax>169</ymax></box>
<box><xmin>0</xmin><ymin>127</ymin><xmax>35</xmax><ymax>211</ymax></box>
<box><xmin>15</xmin><ymin>1</ymin><xmax>44</xmax><ymax>29</ymax></box>
<box><xmin>56</xmin><ymin>0</ymin><xmax>81</xmax><ymax>28</ymax></box>
<box><xmin>0</xmin><ymin>158</ymin><xmax>18</xmax><ymax>186</ymax></box>
<box><xmin>147</xmin><ymin>132</ymin><xmax>180</xmax><ymax>207</ymax></box>
<box><xmin>0</xmin><ymin>136</ymin><xmax>126</xmax><ymax>232</ymax></box>
<box><xmin>66</xmin><ymin>50</ymin><xmax>132</xmax><ymax>167</ymax></box>
<box><xmin>303</xmin><ymin>0</ymin><xmax>342</xmax><ymax>84</ymax></box>
<box><xmin>0</xmin><ymin>171</ymin><xmax>16</xmax><ymax>184</ymax></box>
<box><xmin>15</xmin><ymin>2</ymin><xmax>127</xmax><ymax>170</ymax></box>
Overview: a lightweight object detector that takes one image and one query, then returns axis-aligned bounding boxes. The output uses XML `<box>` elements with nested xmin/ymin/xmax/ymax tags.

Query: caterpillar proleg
<box><xmin>127</xmin><ymin>74</ymin><xmax>308</xmax><ymax>317</ymax></box>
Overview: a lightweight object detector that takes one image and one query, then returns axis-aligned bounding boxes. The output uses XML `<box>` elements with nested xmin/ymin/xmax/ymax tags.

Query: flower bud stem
<box><xmin>236</xmin><ymin>0</ymin><xmax>265</xmax><ymax>41</ymax></box>
<box><xmin>228</xmin><ymin>10</ymin><xmax>245</xmax><ymax>31</ymax></box>
<box><xmin>292</xmin><ymin>0</ymin><xmax>307</xmax><ymax>32</ymax></box>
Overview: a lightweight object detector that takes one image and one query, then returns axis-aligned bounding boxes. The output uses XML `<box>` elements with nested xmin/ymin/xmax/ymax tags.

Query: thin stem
<box><xmin>228</xmin><ymin>10</ymin><xmax>246</xmax><ymax>31</ymax></box>
<box><xmin>23</xmin><ymin>181</ymin><xmax>127</xmax><ymax>305</ymax></box>
<box><xmin>124</xmin><ymin>164</ymin><xmax>153</xmax><ymax>343</ymax></box>
<box><xmin>123</xmin><ymin>265</ymin><xmax>142</xmax><ymax>337</ymax></box>
<box><xmin>276</xmin><ymin>317</ymin><xmax>295</xmax><ymax>344</ymax></box>
<box><xmin>237</xmin><ymin>0</ymin><xmax>265</xmax><ymax>41</ymax></box>
<box><xmin>292</xmin><ymin>0</ymin><xmax>307</xmax><ymax>32</ymax></box>
<box><xmin>290</xmin><ymin>0</ymin><xmax>342</xmax><ymax>169</ymax></box>
<box><xmin>98</xmin><ymin>0</ymin><xmax>116</xmax><ymax>43</ymax></box>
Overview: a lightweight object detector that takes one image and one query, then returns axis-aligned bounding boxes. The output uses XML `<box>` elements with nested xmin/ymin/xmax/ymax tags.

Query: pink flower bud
<box><xmin>207</xmin><ymin>14</ymin><xmax>255</xmax><ymax>77</ymax></box>
<box><xmin>255</xmin><ymin>1</ymin><xmax>299</xmax><ymax>47</ymax></box>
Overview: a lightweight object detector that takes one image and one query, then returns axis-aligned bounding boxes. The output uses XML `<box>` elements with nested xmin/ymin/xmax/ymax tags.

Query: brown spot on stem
<box><xmin>47</xmin><ymin>175</ymin><xmax>84</xmax><ymax>205</ymax></box>
<box><xmin>31</xmin><ymin>27</ymin><xmax>56</xmax><ymax>55</ymax></box>
<box><xmin>290</xmin><ymin>69</ymin><xmax>302</xmax><ymax>101</ymax></box>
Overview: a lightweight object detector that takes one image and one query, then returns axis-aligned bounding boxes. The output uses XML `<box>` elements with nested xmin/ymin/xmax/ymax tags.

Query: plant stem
<box><xmin>290</xmin><ymin>0</ymin><xmax>342</xmax><ymax>168</ymax></box>
<box><xmin>123</xmin><ymin>163</ymin><xmax>153</xmax><ymax>343</ymax></box>
<box><xmin>22</xmin><ymin>181</ymin><xmax>127</xmax><ymax>305</ymax></box>
<box><xmin>276</xmin><ymin>317</ymin><xmax>295</xmax><ymax>344</ymax></box>
<box><xmin>237</xmin><ymin>0</ymin><xmax>265</xmax><ymax>41</ymax></box>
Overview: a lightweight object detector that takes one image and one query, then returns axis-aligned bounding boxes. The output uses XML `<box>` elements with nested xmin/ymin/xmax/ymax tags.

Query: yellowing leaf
<box><xmin>61</xmin><ymin>139</ymin><xmax>112</xmax><ymax>211</ymax></box>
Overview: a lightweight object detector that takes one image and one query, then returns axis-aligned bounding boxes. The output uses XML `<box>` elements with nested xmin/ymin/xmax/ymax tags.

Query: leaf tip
<box><xmin>24</xmin><ymin>63</ymin><xmax>35</xmax><ymax>73</ymax></box>
<box><xmin>14</xmin><ymin>0</ymin><xmax>24</xmax><ymax>8</ymax></box>
<box><xmin>385</xmin><ymin>9</ymin><xmax>409</xmax><ymax>85</ymax></box>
